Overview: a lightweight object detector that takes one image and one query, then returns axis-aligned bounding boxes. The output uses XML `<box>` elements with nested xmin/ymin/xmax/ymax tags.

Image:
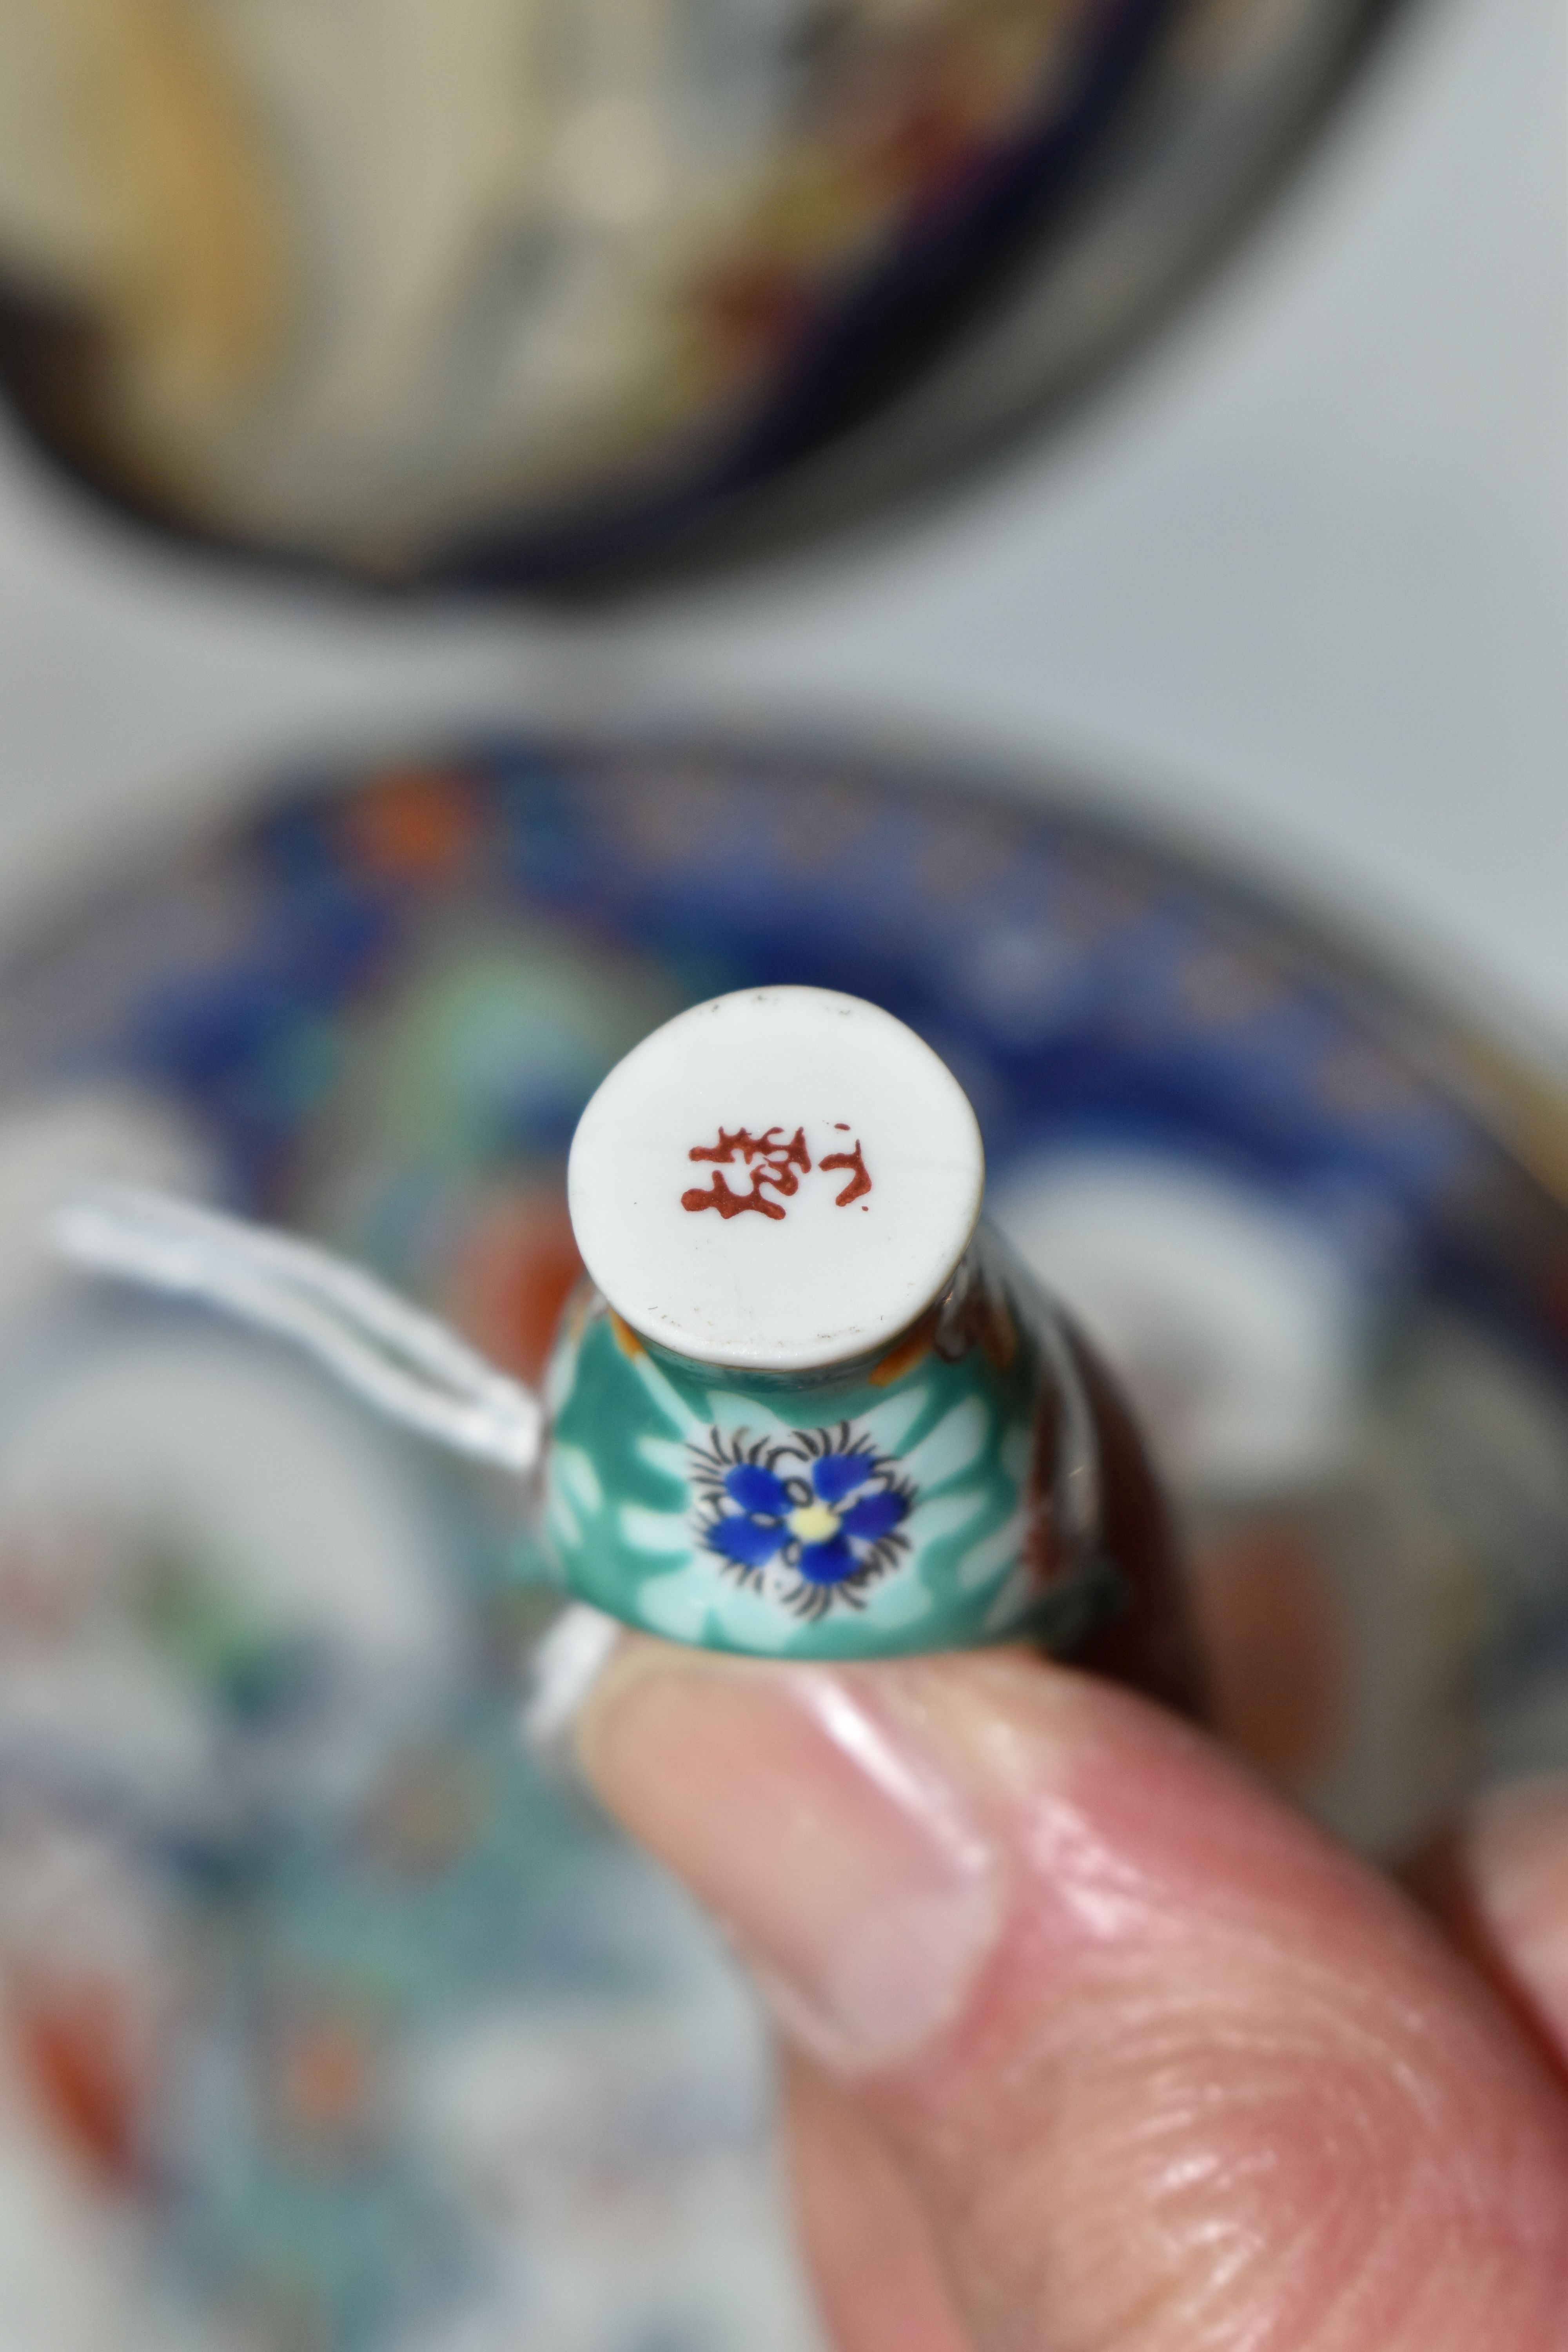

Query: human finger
<box><xmin>1414</xmin><ymin>1774</ymin><xmax>1568</xmax><ymax>2076</ymax></box>
<box><xmin>783</xmin><ymin>2051</ymin><xmax>973</xmax><ymax>2352</ymax></box>
<box><xmin>578</xmin><ymin>1643</ymin><xmax>1568</xmax><ymax>2352</ymax></box>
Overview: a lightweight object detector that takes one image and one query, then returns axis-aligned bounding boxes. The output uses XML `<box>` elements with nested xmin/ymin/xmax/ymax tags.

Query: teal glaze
<box><xmin>539</xmin><ymin>1223</ymin><xmax>1120</xmax><ymax>1659</ymax></box>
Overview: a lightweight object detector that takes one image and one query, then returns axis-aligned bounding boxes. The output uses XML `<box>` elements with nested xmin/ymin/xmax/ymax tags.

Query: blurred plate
<box><xmin>0</xmin><ymin>0</ymin><xmax>1407</xmax><ymax>592</ymax></box>
<box><xmin>0</xmin><ymin>730</ymin><xmax>1566</xmax><ymax>2348</ymax></box>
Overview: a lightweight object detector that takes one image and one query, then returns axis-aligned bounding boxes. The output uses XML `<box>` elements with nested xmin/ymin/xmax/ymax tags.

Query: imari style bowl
<box><xmin>544</xmin><ymin>987</ymin><xmax>1121</xmax><ymax>1661</ymax></box>
<box><xmin>1</xmin><ymin>731</ymin><xmax>1568</xmax><ymax>2352</ymax></box>
<box><xmin>543</xmin><ymin>1238</ymin><xmax>1111</xmax><ymax>1662</ymax></box>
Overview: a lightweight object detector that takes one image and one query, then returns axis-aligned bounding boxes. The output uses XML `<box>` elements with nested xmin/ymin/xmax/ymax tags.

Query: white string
<box><xmin>519</xmin><ymin>1604</ymin><xmax>622</xmax><ymax>1752</ymax></box>
<box><xmin>50</xmin><ymin>1182</ymin><xmax>543</xmax><ymax>1477</ymax></box>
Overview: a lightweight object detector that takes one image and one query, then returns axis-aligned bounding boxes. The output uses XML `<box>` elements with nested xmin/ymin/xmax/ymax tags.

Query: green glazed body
<box><xmin>539</xmin><ymin>1222</ymin><xmax>1118</xmax><ymax>1660</ymax></box>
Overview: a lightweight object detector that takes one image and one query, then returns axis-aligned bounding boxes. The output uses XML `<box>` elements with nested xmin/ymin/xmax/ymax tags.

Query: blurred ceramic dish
<box><xmin>2</xmin><ymin>730</ymin><xmax>1568</xmax><ymax>2352</ymax></box>
<box><xmin>53</xmin><ymin>989</ymin><xmax>1191</xmax><ymax>1679</ymax></box>
<box><xmin>0</xmin><ymin>1307</ymin><xmax>812</xmax><ymax>2352</ymax></box>
<box><xmin>0</xmin><ymin>0</ymin><xmax>1406</xmax><ymax>591</ymax></box>
<box><xmin>4</xmin><ymin>731</ymin><xmax>1568</xmax><ymax>1827</ymax></box>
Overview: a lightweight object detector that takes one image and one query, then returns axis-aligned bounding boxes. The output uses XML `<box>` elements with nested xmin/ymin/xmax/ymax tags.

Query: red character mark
<box><xmin>683</xmin><ymin>1126</ymin><xmax>811</xmax><ymax>1220</ymax></box>
<box><xmin>821</xmin><ymin>1139</ymin><xmax>873</xmax><ymax>1207</ymax></box>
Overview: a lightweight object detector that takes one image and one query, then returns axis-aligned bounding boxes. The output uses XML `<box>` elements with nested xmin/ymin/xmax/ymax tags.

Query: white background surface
<box><xmin>0</xmin><ymin>0</ymin><xmax>1560</xmax><ymax>1047</ymax></box>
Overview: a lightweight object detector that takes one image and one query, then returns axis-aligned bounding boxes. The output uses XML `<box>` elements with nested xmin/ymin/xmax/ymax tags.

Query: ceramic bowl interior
<box><xmin>0</xmin><ymin>0</ymin><xmax>1407</xmax><ymax>592</ymax></box>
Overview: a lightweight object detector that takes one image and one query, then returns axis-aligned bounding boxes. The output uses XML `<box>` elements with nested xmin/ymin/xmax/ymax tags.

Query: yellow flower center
<box><xmin>787</xmin><ymin>1501</ymin><xmax>842</xmax><ymax>1544</ymax></box>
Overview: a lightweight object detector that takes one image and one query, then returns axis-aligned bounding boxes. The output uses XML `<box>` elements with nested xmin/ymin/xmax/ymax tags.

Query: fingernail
<box><xmin>1468</xmin><ymin>1776</ymin><xmax>1568</xmax><ymax>2017</ymax></box>
<box><xmin>576</xmin><ymin>1648</ymin><xmax>1001</xmax><ymax>2071</ymax></box>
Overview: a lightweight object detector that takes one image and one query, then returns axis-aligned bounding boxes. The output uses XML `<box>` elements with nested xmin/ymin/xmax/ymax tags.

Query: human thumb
<box><xmin>577</xmin><ymin>1644</ymin><xmax>1568</xmax><ymax>2352</ymax></box>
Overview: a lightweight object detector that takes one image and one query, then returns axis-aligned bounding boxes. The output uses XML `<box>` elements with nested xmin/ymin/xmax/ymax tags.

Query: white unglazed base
<box><xmin>566</xmin><ymin>987</ymin><xmax>985</xmax><ymax>1373</ymax></box>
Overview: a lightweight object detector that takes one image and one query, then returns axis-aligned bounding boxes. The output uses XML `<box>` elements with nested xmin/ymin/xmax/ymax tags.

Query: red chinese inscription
<box><xmin>681</xmin><ymin>1126</ymin><xmax>871</xmax><ymax>1220</ymax></box>
<box><xmin>820</xmin><ymin>1139</ymin><xmax>872</xmax><ymax>1207</ymax></box>
<box><xmin>682</xmin><ymin>1126</ymin><xmax>811</xmax><ymax>1220</ymax></box>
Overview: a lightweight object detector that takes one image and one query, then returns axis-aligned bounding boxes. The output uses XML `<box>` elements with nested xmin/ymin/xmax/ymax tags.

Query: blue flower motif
<box><xmin>692</xmin><ymin>1425</ymin><xmax>915</xmax><ymax>1619</ymax></box>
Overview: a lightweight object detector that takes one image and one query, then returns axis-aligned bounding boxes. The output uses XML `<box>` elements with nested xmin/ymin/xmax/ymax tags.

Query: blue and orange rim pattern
<box><xmin>0</xmin><ymin>734</ymin><xmax>1564</xmax><ymax>1387</ymax></box>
